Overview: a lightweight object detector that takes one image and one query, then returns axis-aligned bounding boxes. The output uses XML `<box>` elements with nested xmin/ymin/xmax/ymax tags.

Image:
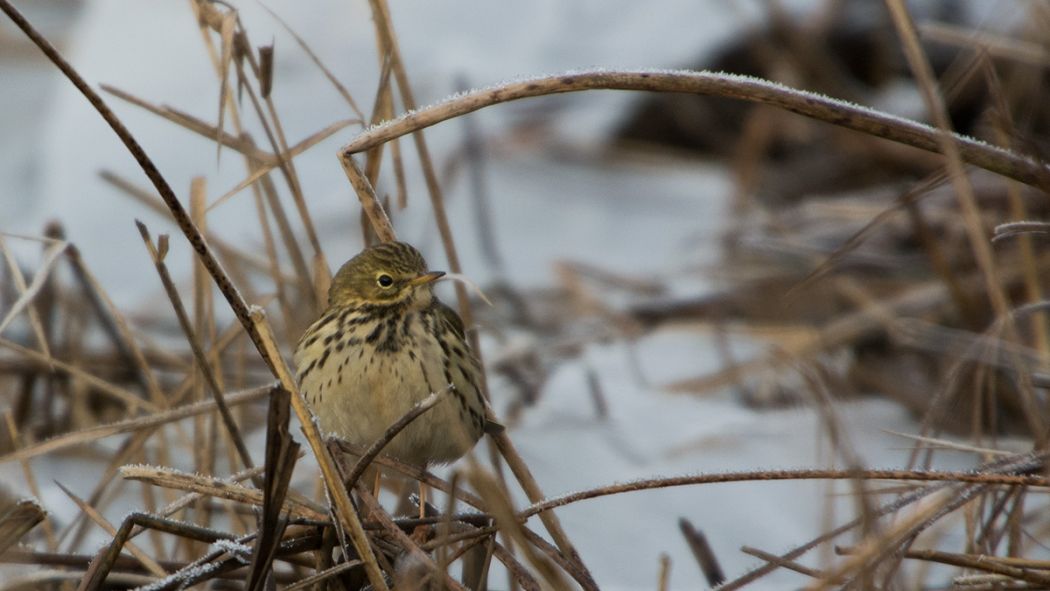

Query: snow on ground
<box><xmin>495</xmin><ymin>327</ymin><xmax>973</xmax><ymax>589</ymax></box>
<box><xmin>0</xmin><ymin>0</ymin><xmax>1020</xmax><ymax>588</ymax></box>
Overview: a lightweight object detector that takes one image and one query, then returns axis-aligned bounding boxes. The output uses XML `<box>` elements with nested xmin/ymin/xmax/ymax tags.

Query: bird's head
<box><xmin>328</xmin><ymin>241</ymin><xmax>445</xmax><ymax>310</ymax></box>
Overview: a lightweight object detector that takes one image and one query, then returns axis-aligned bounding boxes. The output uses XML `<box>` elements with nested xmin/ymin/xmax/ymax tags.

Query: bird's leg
<box><xmin>367</xmin><ymin>469</ymin><xmax>383</xmax><ymax>520</ymax></box>
<box><xmin>418</xmin><ymin>481</ymin><xmax>427</xmax><ymax>519</ymax></box>
<box><xmin>410</xmin><ymin>480</ymin><xmax>431</xmax><ymax>544</ymax></box>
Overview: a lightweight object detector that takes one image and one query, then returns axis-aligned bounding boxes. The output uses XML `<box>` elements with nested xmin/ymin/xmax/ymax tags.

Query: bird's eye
<box><xmin>377</xmin><ymin>274</ymin><xmax>394</xmax><ymax>288</ymax></box>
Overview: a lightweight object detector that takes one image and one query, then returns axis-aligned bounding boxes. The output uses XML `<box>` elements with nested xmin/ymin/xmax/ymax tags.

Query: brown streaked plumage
<box><xmin>294</xmin><ymin>241</ymin><xmax>498</xmax><ymax>472</ymax></box>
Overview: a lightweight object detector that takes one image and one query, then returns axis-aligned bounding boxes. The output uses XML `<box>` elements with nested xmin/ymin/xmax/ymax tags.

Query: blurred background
<box><xmin>2</xmin><ymin>0</ymin><xmax>1049</xmax><ymax>588</ymax></box>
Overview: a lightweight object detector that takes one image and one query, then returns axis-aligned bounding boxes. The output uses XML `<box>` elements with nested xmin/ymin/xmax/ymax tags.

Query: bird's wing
<box><xmin>435</xmin><ymin>301</ymin><xmax>467</xmax><ymax>340</ymax></box>
<box><xmin>435</xmin><ymin>302</ymin><xmax>505</xmax><ymax>436</ymax></box>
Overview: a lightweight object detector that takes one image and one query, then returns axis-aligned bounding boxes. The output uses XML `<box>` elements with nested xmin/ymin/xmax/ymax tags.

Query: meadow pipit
<box><xmin>294</xmin><ymin>241</ymin><xmax>498</xmax><ymax>512</ymax></box>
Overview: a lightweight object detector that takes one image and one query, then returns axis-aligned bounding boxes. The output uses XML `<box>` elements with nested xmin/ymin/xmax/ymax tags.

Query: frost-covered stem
<box><xmin>338</xmin><ymin>152</ymin><xmax>397</xmax><ymax>242</ymax></box>
<box><xmin>77</xmin><ymin>512</ymin><xmax>241</xmax><ymax>591</ymax></box>
<box><xmin>341</xmin><ymin>70</ymin><xmax>1050</xmax><ymax>193</ymax></box>
<box><xmin>840</xmin><ymin>545</ymin><xmax>1050</xmax><ymax>587</ymax></box>
<box><xmin>78</xmin><ymin>514</ymin><xmax>143</xmax><ymax>591</ymax></box>
<box><xmin>720</xmin><ymin>452</ymin><xmax>1046</xmax><ymax>589</ymax></box>
<box><xmin>519</xmin><ymin>467</ymin><xmax>1050</xmax><ymax>520</ymax></box>
<box><xmin>519</xmin><ymin>526</ymin><xmax>601</xmax><ymax>591</ymax></box>
<box><xmin>119</xmin><ymin>464</ymin><xmax>326</xmax><ymax>521</ymax></box>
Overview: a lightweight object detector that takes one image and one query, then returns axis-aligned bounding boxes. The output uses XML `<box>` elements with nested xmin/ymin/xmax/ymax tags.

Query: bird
<box><xmin>294</xmin><ymin>241</ymin><xmax>499</xmax><ymax>516</ymax></box>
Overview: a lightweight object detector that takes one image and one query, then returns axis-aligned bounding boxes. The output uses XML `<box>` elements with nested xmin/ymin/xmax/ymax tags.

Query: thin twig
<box><xmin>343</xmin><ymin>389</ymin><xmax>445</xmax><ymax>489</ymax></box>
<box><xmin>740</xmin><ymin>546</ymin><xmax>824</xmax><ymax>579</ymax></box>
<box><xmin>520</xmin><ymin>467</ymin><xmax>1050</xmax><ymax>520</ymax></box>
<box><xmin>0</xmin><ymin>385</ymin><xmax>269</xmax><ymax>463</ymax></box>
<box><xmin>333</xmin><ymin>439</ymin><xmax>489</xmax><ymax>511</ymax></box>
<box><xmin>467</xmin><ymin>464</ymin><xmax>573</xmax><ymax>591</ymax></box>
<box><xmin>0</xmin><ymin>337</ymin><xmax>157</xmax><ymax>413</ymax></box>
<box><xmin>136</xmin><ymin>221</ymin><xmax>257</xmax><ymax>480</ymax></box>
<box><xmin>489</xmin><ymin>539</ymin><xmax>543</xmax><ymax>591</ymax></box>
<box><xmin>55</xmin><ymin>483</ymin><xmax>167</xmax><ymax>578</ymax></box>
<box><xmin>717</xmin><ymin>452</ymin><xmax>1046</xmax><ymax>589</ymax></box>
<box><xmin>100</xmin><ymin>84</ymin><xmax>275</xmax><ymax>165</ymax></box>
<box><xmin>839</xmin><ymin>545</ymin><xmax>1050</xmax><ymax>586</ymax></box>
<box><xmin>257</xmin><ymin>1</ymin><xmax>365</xmax><ymax>119</ymax></box>
<box><xmin>338</xmin><ymin>153</ymin><xmax>397</xmax><ymax>241</ymax></box>
<box><xmin>283</xmin><ymin>558</ymin><xmax>364</xmax><ymax>591</ymax></box>
<box><xmin>883</xmin><ymin>0</ymin><xmax>1046</xmax><ymax>447</ymax></box>
<box><xmin>120</xmin><ymin>464</ymin><xmax>326</xmax><ymax>521</ymax></box>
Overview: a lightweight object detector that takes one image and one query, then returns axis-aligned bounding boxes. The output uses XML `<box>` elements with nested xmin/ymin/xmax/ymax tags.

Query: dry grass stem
<box><xmin>921</xmin><ymin>21</ymin><xmax>1050</xmax><ymax>67</ymax></box>
<box><xmin>0</xmin><ymin>233</ymin><xmax>63</xmax><ymax>357</ymax></box>
<box><xmin>741</xmin><ymin>546</ymin><xmax>824</xmax><ymax>579</ymax></box>
<box><xmin>55</xmin><ymin>482</ymin><xmax>167</xmax><ymax>578</ymax></box>
<box><xmin>0</xmin><ymin>499</ymin><xmax>45</xmax><ymax>557</ymax></box>
<box><xmin>0</xmin><ymin>337</ymin><xmax>157</xmax><ymax>413</ymax></box>
<box><xmin>120</xmin><ymin>464</ymin><xmax>326</xmax><ymax>521</ymax></box>
<box><xmin>884</xmin><ymin>0</ymin><xmax>1047</xmax><ymax>448</ymax></box>
<box><xmin>137</xmin><ymin>221</ymin><xmax>257</xmax><ymax>477</ymax></box>
<box><xmin>520</xmin><ymin>466</ymin><xmax>1050</xmax><ymax>519</ymax></box>
<box><xmin>338</xmin><ymin>153</ymin><xmax>397</xmax><ymax>242</ymax></box>
<box><xmin>0</xmin><ymin>385</ymin><xmax>268</xmax><ymax>463</ymax></box>
<box><xmin>342</xmin><ymin>70</ymin><xmax>1050</xmax><ymax>192</ymax></box>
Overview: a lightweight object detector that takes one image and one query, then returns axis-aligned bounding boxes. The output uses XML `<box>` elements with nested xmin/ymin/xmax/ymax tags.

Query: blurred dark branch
<box><xmin>679</xmin><ymin>519</ymin><xmax>725</xmax><ymax>587</ymax></box>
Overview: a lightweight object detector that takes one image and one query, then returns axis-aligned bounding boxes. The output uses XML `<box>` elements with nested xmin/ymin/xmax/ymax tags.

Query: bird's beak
<box><xmin>408</xmin><ymin>271</ymin><xmax>445</xmax><ymax>286</ymax></box>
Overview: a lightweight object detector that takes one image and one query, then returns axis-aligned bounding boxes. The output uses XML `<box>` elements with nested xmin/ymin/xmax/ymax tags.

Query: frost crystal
<box><xmin>136</xmin><ymin>561</ymin><xmax>222</xmax><ymax>591</ymax></box>
<box><xmin>210</xmin><ymin>538</ymin><xmax>253</xmax><ymax>564</ymax></box>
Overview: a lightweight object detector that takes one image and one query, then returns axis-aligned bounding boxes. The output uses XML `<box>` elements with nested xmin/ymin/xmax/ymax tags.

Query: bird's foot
<box><xmin>409</xmin><ymin>524</ymin><xmax>432</xmax><ymax>545</ymax></box>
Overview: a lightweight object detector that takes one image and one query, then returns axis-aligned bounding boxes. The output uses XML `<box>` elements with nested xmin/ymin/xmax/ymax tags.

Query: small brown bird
<box><xmin>294</xmin><ymin>241</ymin><xmax>498</xmax><ymax>511</ymax></box>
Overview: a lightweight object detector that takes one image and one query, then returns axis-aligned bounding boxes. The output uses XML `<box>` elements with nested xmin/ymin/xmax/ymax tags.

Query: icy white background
<box><xmin>0</xmin><ymin>0</ymin><xmax>1023</xmax><ymax>588</ymax></box>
